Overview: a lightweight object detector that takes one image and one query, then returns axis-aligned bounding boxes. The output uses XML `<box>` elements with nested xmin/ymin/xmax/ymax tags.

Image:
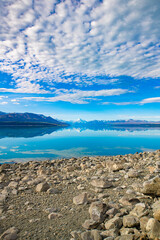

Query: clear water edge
<box><xmin>0</xmin><ymin>127</ymin><xmax>160</xmax><ymax>163</ymax></box>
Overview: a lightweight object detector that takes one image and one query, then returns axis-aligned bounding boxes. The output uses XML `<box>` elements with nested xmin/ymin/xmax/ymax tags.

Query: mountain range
<box><xmin>0</xmin><ymin>112</ymin><xmax>67</xmax><ymax>126</ymax></box>
<box><xmin>0</xmin><ymin>112</ymin><xmax>159</xmax><ymax>128</ymax></box>
<box><xmin>68</xmin><ymin>119</ymin><xmax>160</xmax><ymax>130</ymax></box>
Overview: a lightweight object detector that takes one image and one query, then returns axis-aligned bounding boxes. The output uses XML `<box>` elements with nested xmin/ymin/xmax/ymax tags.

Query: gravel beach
<box><xmin>0</xmin><ymin>150</ymin><xmax>160</xmax><ymax>240</ymax></box>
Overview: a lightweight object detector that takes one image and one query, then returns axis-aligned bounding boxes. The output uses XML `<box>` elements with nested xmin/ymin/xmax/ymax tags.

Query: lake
<box><xmin>0</xmin><ymin>126</ymin><xmax>160</xmax><ymax>163</ymax></box>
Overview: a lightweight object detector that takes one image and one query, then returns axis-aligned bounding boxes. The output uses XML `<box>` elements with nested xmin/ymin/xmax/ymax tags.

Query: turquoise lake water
<box><xmin>0</xmin><ymin>126</ymin><xmax>160</xmax><ymax>163</ymax></box>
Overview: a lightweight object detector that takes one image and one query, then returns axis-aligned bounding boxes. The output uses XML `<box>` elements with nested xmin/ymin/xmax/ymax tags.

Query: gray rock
<box><xmin>89</xmin><ymin>201</ymin><xmax>108</xmax><ymax>222</ymax></box>
<box><xmin>140</xmin><ymin>216</ymin><xmax>149</xmax><ymax>232</ymax></box>
<box><xmin>129</xmin><ymin>203</ymin><xmax>148</xmax><ymax>218</ymax></box>
<box><xmin>106</xmin><ymin>162</ymin><xmax>124</xmax><ymax>172</ymax></box>
<box><xmin>73</xmin><ymin>192</ymin><xmax>88</xmax><ymax>205</ymax></box>
<box><xmin>0</xmin><ymin>194</ymin><xmax>7</xmax><ymax>203</ymax></box>
<box><xmin>106</xmin><ymin>208</ymin><xmax>119</xmax><ymax>218</ymax></box>
<box><xmin>48</xmin><ymin>212</ymin><xmax>62</xmax><ymax>219</ymax></box>
<box><xmin>105</xmin><ymin>216</ymin><xmax>122</xmax><ymax>230</ymax></box>
<box><xmin>8</xmin><ymin>181</ymin><xmax>18</xmax><ymax>189</ymax></box>
<box><xmin>82</xmin><ymin>219</ymin><xmax>99</xmax><ymax>230</ymax></box>
<box><xmin>81</xmin><ymin>230</ymin><xmax>102</xmax><ymax>240</ymax></box>
<box><xmin>118</xmin><ymin>235</ymin><xmax>134</xmax><ymax>240</ymax></box>
<box><xmin>70</xmin><ymin>231</ymin><xmax>81</xmax><ymax>240</ymax></box>
<box><xmin>90</xmin><ymin>180</ymin><xmax>112</xmax><ymax>189</ymax></box>
<box><xmin>126</xmin><ymin>169</ymin><xmax>140</xmax><ymax>178</ymax></box>
<box><xmin>123</xmin><ymin>215</ymin><xmax>140</xmax><ymax>228</ymax></box>
<box><xmin>146</xmin><ymin>218</ymin><xmax>160</xmax><ymax>239</ymax></box>
<box><xmin>28</xmin><ymin>177</ymin><xmax>44</xmax><ymax>186</ymax></box>
<box><xmin>120</xmin><ymin>227</ymin><xmax>135</xmax><ymax>235</ymax></box>
<box><xmin>153</xmin><ymin>209</ymin><xmax>160</xmax><ymax>221</ymax></box>
<box><xmin>44</xmin><ymin>207</ymin><xmax>58</xmax><ymax>213</ymax></box>
<box><xmin>120</xmin><ymin>227</ymin><xmax>140</xmax><ymax>237</ymax></box>
<box><xmin>152</xmin><ymin>200</ymin><xmax>160</xmax><ymax>212</ymax></box>
<box><xmin>91</xmin><ymin>230</ymin><xmax>102</xmax><ymax>240</ymax></box>
<box><xmin>47</xmin><ymin>188</ymin><xmax>60</xmax><ymax>194</ymax></box>
<box><xmin>81</xmin><ymin>231</ymin><xmax>94</xmax><ymax>240</ymax></box>
<box><xmin>119</xmin><ymin>197</ymin><xmax>140</xmax><ymax>206</ymax></box>
<box><xmin>100</xmin><ymin>229</ymin><xmax>119</xmax><ymax>238</ymax></box>
<box><xmin>0</xmin><ymin>227</ymin><xmax>18</xmax><ymax>240</ymax></box>
<box><xmin>142</xmin><ymin>176</ymin><xmax>160</xmax><ymax>196</ymax></box>
<box><xmin>35</xmin><ymin>182</ymin><xmax>50</xmax><ymax>192</ymax></box>
<box><xmin>103</xmin><ymin>238</ymin><xmax>114</xmax><ymax>240</ymax></box>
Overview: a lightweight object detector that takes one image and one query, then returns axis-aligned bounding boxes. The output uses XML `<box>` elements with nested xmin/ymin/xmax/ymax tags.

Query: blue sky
<box><xmin>0</xmin><ymin>0</ymin><xmax>160</xmax><ymax>121</ymax></box>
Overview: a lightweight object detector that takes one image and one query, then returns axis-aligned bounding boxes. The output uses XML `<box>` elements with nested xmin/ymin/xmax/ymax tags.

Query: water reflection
<box><xmin>0</xmin><ymin>126</ymin><xmax>159</xmax><ymax>163</ymax></box>
<box><xmin>0</xmin><ymin>125</ymin><xmax>160</xmax><ymax>138</ymax></box>
<box><xmin>0</xmin><ymin>126</ymin><xmax>65</xmax><ymax>138</ymax></box>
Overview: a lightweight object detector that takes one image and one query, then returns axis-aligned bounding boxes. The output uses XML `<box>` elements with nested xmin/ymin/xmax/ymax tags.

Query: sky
<box><xmin>0</xmin><ymin>0</ymin><xmax>160</xmax><ymax>121</ymax></box>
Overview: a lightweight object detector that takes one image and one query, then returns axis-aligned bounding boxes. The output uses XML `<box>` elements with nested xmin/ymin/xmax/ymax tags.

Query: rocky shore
<box><xmin>0</xmin><ymin>150</ymin><xmax>160</xmax><ymax>240</ymax></box>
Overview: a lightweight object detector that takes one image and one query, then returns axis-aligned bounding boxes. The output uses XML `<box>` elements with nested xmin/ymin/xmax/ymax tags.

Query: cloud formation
<box><xmin>0</xmin><ymin>0</ymin><xmax>160</xmax><ymax>91</ymax></box>
<box><xmin>103</xmin><ymin>97</ymin><xmax>160</xmax><ymax>105</ymax></box>
<box><xmin>22</xmin><ymin>88</ymin><xmax>128</xmax><ymax>104</ymax></box>
<box><xmin>0</xmin><ymin>80</ymin><xmax>49</xmax><ymax>93</ymax></box>
<box><xmin>141</xmin><ymin>97</ymin><xmax>160</xmax><ymax>104</ymax></box>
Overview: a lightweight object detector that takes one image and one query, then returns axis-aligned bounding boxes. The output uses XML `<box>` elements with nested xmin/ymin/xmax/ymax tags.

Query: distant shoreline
<box><xmin>0</xmin><ymin>122</ymin><xmax>68</xmax><ymax>127</ymax></box>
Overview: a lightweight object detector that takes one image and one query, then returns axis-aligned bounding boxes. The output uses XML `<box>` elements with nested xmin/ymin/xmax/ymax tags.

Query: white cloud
<box><xmin>11</xmin><ymin>99</ymin><xmax>20</xmax><ymax>104</ymax></box>
<box><xmin>22</xmin><ymin>88</ymin><xmax>128</xmax><ymax>104</ymax></box>
<box><xmin>0</xmin><ymin>101</ymin><xmax>8</xmax><ymax>105</ymax></box>
<box><xmin>0</xmin><ymin>81</ymin><xmax>49</xmax><ymax>93</ymax></box>
<box><xmin>0</xmin><ymin>96</ymin><xmax>8</xmax><ymax>100</ymax></box>
<box><xmin>0</xmin><ymin>0</ymin><xmax>160</xmax><ymax>90</ymax></box>
<box><xmin>140</xmin><ymin>97</ymin><xmax>160</xmax><ymax>104</ymax></box>
<box><xmin>103</xmin><ymin>101</ymin><xmax>139</xmax><ymax>105</ymax></box>
<box><xmin>103</xmin><ymin>97</ymin><xmax>160</xmax><ymax>105</ymax></box>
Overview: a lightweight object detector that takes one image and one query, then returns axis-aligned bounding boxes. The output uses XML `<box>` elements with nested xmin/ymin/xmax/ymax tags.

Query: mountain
<box><xmin>0</xmin><ymin>112</ymin><xmax>68</xmax><ymax>126</ymax></box>
<box><xmin>69</xmin><ymin>119</ymin><xmax>160</xmax><ymax>130</ymax></box>
<box><xmin>0</xmin><ymin>111</ymin><xmax>6</xmax><ymax>115</ymax></box>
